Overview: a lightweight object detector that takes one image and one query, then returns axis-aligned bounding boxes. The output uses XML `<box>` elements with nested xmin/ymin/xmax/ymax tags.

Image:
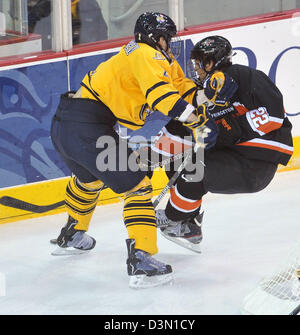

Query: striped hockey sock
<box><xmin>123</xmin><ymin>177</ymin><xmax>158</xmax><ymax>255</ymax></box>
<box><xmin>65</xmin><ymin>176</ymin><xmax>104</xmax><ymax>231</ymax></box>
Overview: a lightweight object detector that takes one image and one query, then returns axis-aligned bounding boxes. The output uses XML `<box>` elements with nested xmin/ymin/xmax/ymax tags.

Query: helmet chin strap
<box><xmin>149</xmin><ymin>33</ymin><xmax>173</xmax><ymax>64</ymax></box>
<box><xmin>158</xmin><ymin>46</ymin><xmax>173</xmax><ymax>64</ymax></box>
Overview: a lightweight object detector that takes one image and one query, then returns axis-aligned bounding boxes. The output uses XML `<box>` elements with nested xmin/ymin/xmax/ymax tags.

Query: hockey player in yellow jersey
<box><xmin>80</xmin><ymin>39</ymin><xmax>197</xmax><ymax>130</ymax></box>
<box><xmin>50</xmin><ymin>11</ymin><xmax>218</xmax><ymax>288</ymax></box>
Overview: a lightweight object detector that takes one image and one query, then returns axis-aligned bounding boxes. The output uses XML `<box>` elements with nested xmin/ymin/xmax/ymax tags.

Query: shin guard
<box><xmin>65</xmin><ymin>177</ymin><xmax>104</xmax><ymax>231</ymax></box>
<box><xmin>123</xmin><ymin>176</ymin><xmax>158</xmax><ymax>255</ymax></box>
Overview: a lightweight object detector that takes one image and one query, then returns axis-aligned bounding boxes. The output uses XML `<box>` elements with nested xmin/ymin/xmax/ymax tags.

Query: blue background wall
<box><xmin>0</xmin><ymin>61</ymin><xmax>70</xmax><ymax>187</ymax></box>
<box><xmin>0</xmin><ymin>41</ymin><xmax>186</xmax><ymax>188</ymax></box>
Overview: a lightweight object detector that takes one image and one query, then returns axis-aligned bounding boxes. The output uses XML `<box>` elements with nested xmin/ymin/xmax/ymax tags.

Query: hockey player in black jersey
<box><xmin>156</xmin><ymin>35</ymin><xmax>294</xmax><ymax>253</ymax></box>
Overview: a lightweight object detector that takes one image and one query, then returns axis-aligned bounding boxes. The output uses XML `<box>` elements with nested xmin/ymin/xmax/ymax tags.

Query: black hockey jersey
<box><xmin>214</xmin><ymin>64</ymin><xmax>293</xmax><ymax>166</ymax></box>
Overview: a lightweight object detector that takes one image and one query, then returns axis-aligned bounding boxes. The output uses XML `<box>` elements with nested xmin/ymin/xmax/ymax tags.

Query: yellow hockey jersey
<box><xmin>80</xmin><ymin>41</ymin><xmax>197</xmax><ymax>130</ymax></box>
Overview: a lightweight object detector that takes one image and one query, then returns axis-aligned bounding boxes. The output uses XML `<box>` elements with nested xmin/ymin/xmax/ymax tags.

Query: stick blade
<box><xmin>0</xmin><ymin>196</ymin><xmax>64</xmax><ymax>213</ymax></box>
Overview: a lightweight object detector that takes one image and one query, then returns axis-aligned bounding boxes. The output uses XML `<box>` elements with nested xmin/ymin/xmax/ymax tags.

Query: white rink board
<box><xmin>187</xmin><ymin>13</ymin><xmax>300</xmax><ymax>136</ymax></box>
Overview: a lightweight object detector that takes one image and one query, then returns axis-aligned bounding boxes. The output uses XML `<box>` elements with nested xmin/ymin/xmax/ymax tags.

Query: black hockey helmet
<box><xmin>190</xmin><ymin>35</ymin><xmax>233</xmax><ymax>72</ymax></box>
<box><xmin>134</xmin><ymin>12</ymin><xmax>177</xmax><ymax>62</ymax></box>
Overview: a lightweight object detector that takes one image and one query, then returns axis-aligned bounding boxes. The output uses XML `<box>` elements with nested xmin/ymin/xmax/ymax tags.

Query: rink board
<box><xmin>0</xmin><ymin>168</ymin><xmax>169</xmax><ymax>224</ymax></box>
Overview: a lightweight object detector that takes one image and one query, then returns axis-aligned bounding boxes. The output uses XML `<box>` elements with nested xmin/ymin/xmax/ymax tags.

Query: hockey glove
<box><xmin>183</xmin><ymin>104</ymin><xmax>218</xmax><ymax>151</ymax></box>
<box><xmin>216</xmin><ymin>114</ymin><xmax>242</xmax><ymax>147</ymax></box>
<box><xmin>204</xmin><ymin>72</ymin><xmax>238</xmax><ymax>107</ymax></box>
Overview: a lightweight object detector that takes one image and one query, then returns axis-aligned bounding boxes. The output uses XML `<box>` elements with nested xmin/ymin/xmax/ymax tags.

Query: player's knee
<box><xmin>124</xmin><ymin>176</ymin><xmax>153</xmax><ymax>200</ymax></box>
<box><xmin>77</xmin><ymin>178</ymin><xmax>105</xmax><ymax>192</ymax></box>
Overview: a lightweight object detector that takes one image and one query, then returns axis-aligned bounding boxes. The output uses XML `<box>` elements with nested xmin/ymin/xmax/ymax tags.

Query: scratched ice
<box><xmin>0</xmin><ymin>170</ymin><xmax>299</xmax><ymax>315</ymax></box>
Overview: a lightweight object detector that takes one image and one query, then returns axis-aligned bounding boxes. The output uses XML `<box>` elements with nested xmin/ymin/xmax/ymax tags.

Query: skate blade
<box><xmin>160</xmin><ymin>231</ymin><xmax>202</xmax><ymax>253</ymax></box>
<box><xmin>51</xmin><ymin>246</ymin><xmax>91</xmax><ymax>256</ymax></box>
<box><xmin>129</xmin><ymin>273</ymin><xmax>174</xmax><ymax>289</ymax></box>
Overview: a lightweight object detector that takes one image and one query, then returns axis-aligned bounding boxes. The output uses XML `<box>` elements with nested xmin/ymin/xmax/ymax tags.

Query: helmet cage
<box><xmin>186</xmin><ymin>59</ymin><xmax>202</xmax><ymax>86</ymax></box>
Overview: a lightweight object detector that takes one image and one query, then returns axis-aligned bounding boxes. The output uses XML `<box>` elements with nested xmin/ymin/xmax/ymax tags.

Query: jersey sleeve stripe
<box><xmin>80</xmin><ymin>82</ymin><xmax>101</xmax><ymax>102</ymax></box>
<box><xmin>257</xmin><ymin>120</ymin><xmax>283</xmax><ymax>135</ymax></box>
<box><xmin>168</xmin><ymin>97</ymin><xmax>192</xmax><ymax>119</ymax></box>
<box><xmin>151</xmin><ymin>128</ymin><xmax>193</xmax><ymax>156</ymax></box>
<box><xmin>181</xmin><ymin>87</ymin><xmax>197</xmax><ymax>101</ymax></box>
<box><xmin>162</xmin><ymin>127</ymin><xmax>194</xmax><ymax>147</ymax></box>
<box><xmin>269</xmin><ymin>116</ymin><xmax>284</xmax><ymax>124</ymax></box>
<box><xmin>151</xmin><ymin>91</ymin><xmax>179</xmax><ymax>110</ymax></box>
<box><xmin>87</xmin><ymin>72</ymin><xmax>100</xmax><ymax>95</ymax></box>
<box><xmin>145</xmin><ymin>81</ymin><xmax>168</xmax><ymax>98</ymax></box>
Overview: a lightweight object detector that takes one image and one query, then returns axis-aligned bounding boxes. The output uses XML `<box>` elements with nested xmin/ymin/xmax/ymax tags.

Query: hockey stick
<box><xmin>0</xmin><ymin>196</ymin><xmax>65</xmax><ymax>213</ymax></box>
<box><xmin>152</xmin><ymin>149</ymin><xmax>193</xmax><ymax>209</ymax></box>
<box><xmin>0</xmin><ymin>184</ymin><xmax>109</xmax><ymax>214</ymax></box>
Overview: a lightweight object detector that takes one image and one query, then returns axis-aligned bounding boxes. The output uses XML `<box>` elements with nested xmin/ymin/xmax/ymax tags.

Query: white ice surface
<box><xmin>0</xmin><ymin>170</ymin><xmax>299</xmax><ymax>315</ymax></box>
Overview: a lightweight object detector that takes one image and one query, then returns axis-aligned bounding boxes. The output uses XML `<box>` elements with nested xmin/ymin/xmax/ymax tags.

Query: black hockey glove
<box><xmin>216</xmin><ymin>114</ymin><xmax>242</xmax><ymax>147</ymax></box>
<box><xmin>183</xmin><ymin>104</ymin><xmax>218</xmax><ymax>151</ymax></box>
<box><xmin>204</xmin><ymin>72</ymin><xmax>238</xmax><ymax>107</ymax></box>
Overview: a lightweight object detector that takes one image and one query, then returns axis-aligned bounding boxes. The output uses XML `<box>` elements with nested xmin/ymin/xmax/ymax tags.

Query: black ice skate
<box><xmin>126</xmin><ymin>239</ymin><xmax>173</xmax><ymax>288</ymax></box>
<box><xmin>51</xmin><ymin>216</ymin><xmax>96</xmax><ymax>256</ymax></box>
<box><xmin>156</xmin><ymin>209</ymin><xmax>203</xmax><ymax>253</ymax></box>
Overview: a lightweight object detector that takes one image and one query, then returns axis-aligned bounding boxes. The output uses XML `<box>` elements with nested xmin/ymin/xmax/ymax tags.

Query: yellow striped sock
<box><xmin>123</xmin><ymin>177</ymin><xmax>157</xmax><ymax>255</ymax></box>
<box><xmin>65</xmin><ymin>176</ymin><xmax>103</xmax><ymax>231</ymax></box>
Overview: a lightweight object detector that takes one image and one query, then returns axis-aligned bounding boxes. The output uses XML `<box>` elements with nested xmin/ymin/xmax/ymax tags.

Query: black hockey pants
<box><xmin>50</xmin><ymin>92</ymin><xmax>146</xmax><ymax>194</ymax></box>
<box><xmin>165</xmin><ymin>148</ymin><xmax>278</xmax><ymax>221</ymax></box>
